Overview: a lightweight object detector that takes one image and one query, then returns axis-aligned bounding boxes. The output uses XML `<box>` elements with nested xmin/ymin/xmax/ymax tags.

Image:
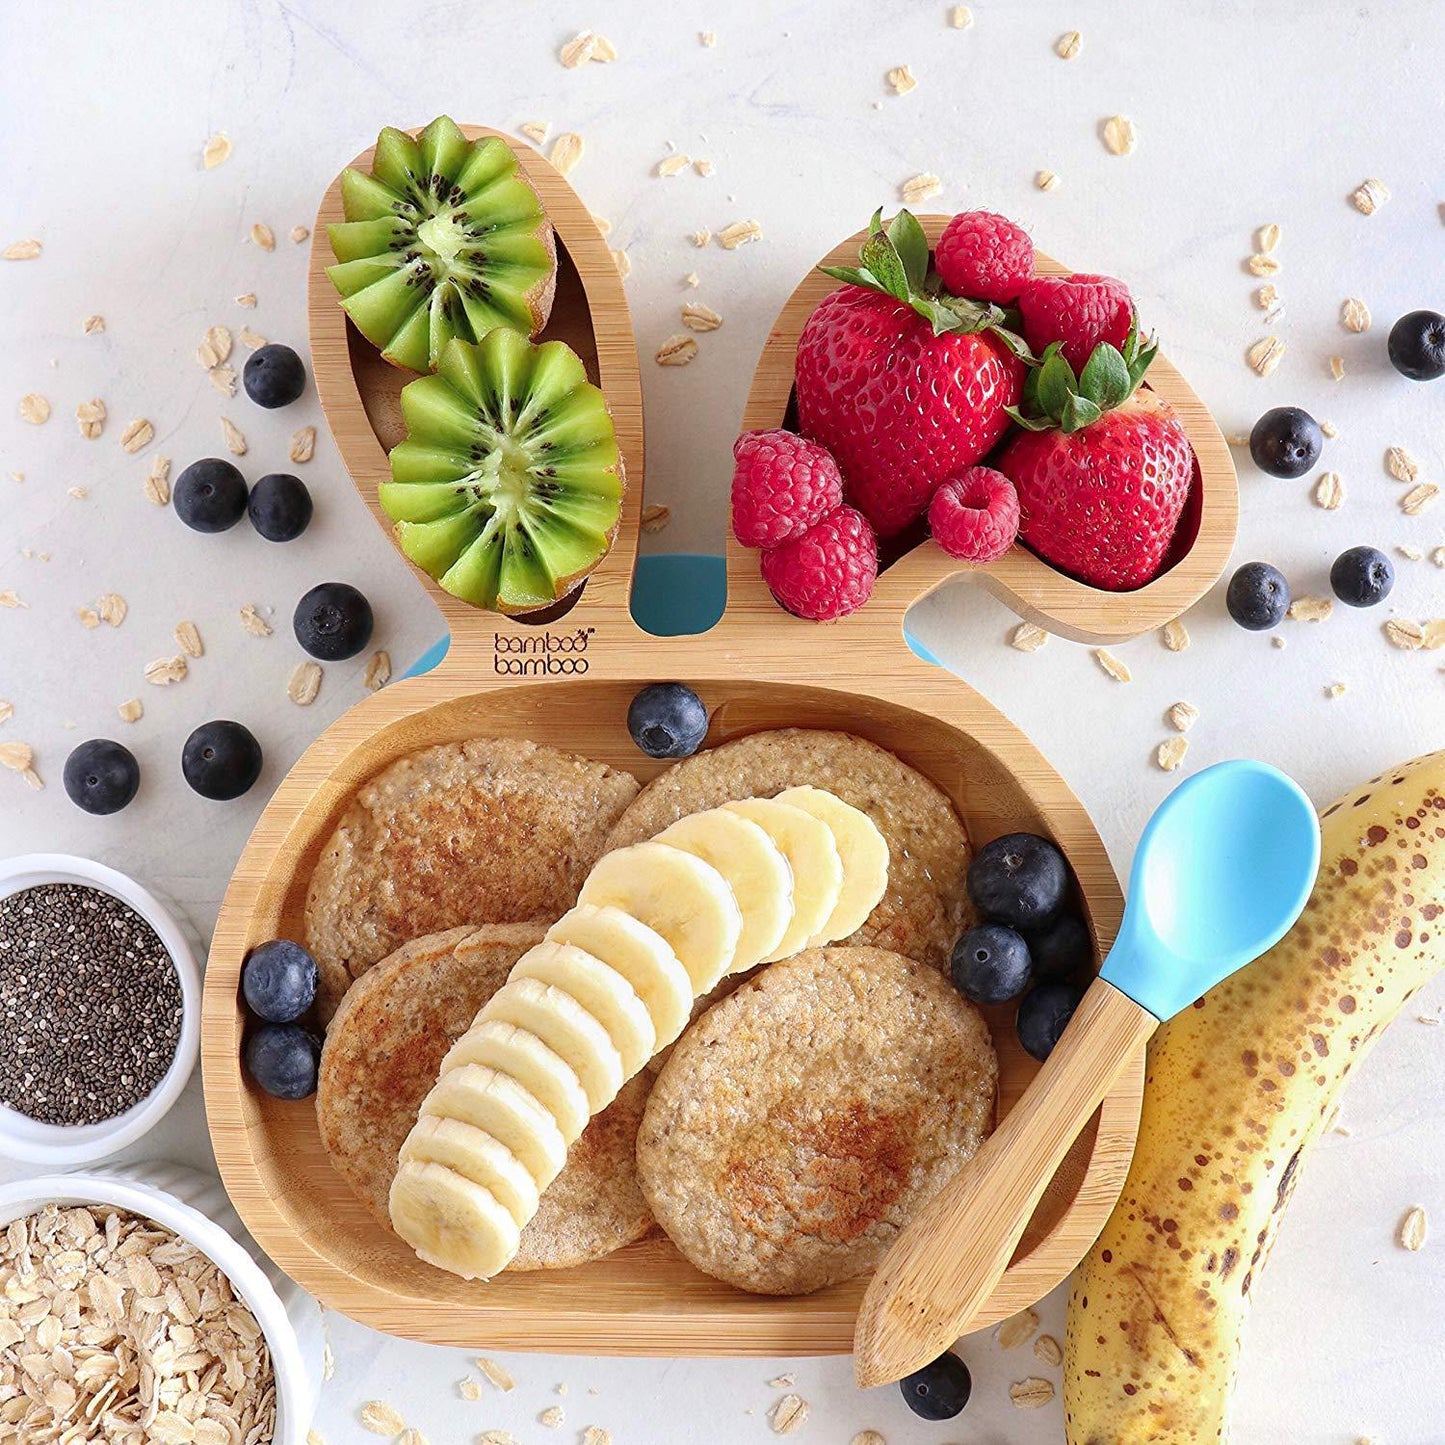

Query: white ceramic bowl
<box><xmin>0</xmin><ymin>853</ymin><xmax>202</xmax><ymax>1165</ymax></box>
<box><xmin>0</xmin><ymin>1161</ymin><xmax>322</xmax><ymax>1444</ymax></box>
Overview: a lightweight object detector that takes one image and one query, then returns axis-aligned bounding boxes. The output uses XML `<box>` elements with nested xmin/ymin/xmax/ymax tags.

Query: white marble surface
<box><xmin>3</xmin><ymin>1</ymin><xmax>1444</xmax><ymax>1439</ymax></box>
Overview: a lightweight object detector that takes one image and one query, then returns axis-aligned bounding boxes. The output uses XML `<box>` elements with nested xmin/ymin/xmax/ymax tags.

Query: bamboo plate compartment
<box><xmin>202</xmin><ymin>127</ymin><xmax>1148</xmax><ymax>1354</ymax></box>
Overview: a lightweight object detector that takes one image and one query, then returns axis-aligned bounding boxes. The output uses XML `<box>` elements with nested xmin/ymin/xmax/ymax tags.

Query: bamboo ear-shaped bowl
<box><xmin>202</xmin><ymin>129</ymin><xmax>1145</xmax><ymax>1354</ymax></box>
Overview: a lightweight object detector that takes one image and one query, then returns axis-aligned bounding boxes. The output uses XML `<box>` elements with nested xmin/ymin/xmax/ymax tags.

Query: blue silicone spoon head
<box><xmin>1101</xmin><ymin>759</ymin><xmax>1321</xmax><ymax>1021</ymax></box>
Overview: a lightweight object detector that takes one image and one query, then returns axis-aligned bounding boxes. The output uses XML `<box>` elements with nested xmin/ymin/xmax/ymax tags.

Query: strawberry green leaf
<box><xmin>1060</xmin><ymin>392</ymin><xmax>1103</xmax><ymax>433</ymax></box>
<box><xmin>1079</xmin><ymin>343</ymin><xmax>1131</xmax><ymax>410</ymax></box>
<box><xmin>887</xmin><ymin>208</ymin><xmax>930</xmax><ymax>293</ymax></box>
<box><xmin>818</xmin><ymin>264</ymin><xmax>875</xmax><ymax>288</ymax></box>
<box><xmin>1035</xmin><ymin>350</ymin><xmax>1077</xmax><ymax>418</ymax></box>
<box><xmin>988</xmin><ymin>324</ymin><xmax>1036</xmax><ymax>363</ymax></box>
<box><xmin>859</xmin><ymin>229</ymin><xmax>911</xmax><ymax>302</ymax></box>
<box><xmin>1004</xmin><ymin>404</ymin><xmax>1054</xmax><ymax>432</ymax></box>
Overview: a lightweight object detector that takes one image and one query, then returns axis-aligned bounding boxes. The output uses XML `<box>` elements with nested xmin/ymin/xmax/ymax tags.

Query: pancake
<box><xmin>604</xmin><ymin>729</ymin><xmax>972</xmax><ymax>971</ymax></box>
<box><xmin>305</xmin><ymin>737</ymin><xmax>639</xmax><ymax>1015</ymax></box>
<box><xmin>636</xmin><ymin>946</ymin><xmax>996</xmax><ymax>1295</ymax></box>
<box><xmin>317</xmin><ymin>921</ymin><xmax>653</xmax><ymax>1270</ymax></box>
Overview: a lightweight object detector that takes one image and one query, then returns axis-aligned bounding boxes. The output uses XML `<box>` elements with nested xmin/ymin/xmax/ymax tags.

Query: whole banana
<box><xmin>1065</xmin><ymin>749</ymin><xmax>1445</xmax><ymax>1442</ymax></box>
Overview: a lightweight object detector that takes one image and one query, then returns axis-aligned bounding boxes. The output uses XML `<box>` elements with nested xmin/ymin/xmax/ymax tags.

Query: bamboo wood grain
<box><xmin>200</xmin><ymin>129</ymin><xmax>1145</xmax><ymax>1355</ymax></box>
<box><xmin>853</xmin><ymin>978</ymin><xmax>1159</xmax><ymax>1386</ymax></box>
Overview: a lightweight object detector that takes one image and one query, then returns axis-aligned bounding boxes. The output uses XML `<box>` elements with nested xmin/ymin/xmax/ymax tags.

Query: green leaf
<box><xmin>1128</xmin><ymin>334</ymin><xmax>1159</xmax><ymax>390</ymax></box>
<box><xmin>1079</xmin><ymin>343</ymin><xmax>1131</xmax><ymax>410</ymax></box>
<box><xmin>859</xmin><ymin>229</ymin><xmax>910</xmax><ymax>301</ymax></box>
<box><xmin>1060</xmin><ymin>393</ymin><xmax>1103</xmax><ymax>433</ymax></box>
<box><xmin>867</xmin><ymin>206</ymin><xmax>886</xmax><ymax>238</ymax></box>
<box><xmin>988</xmin><ymin>324</ymin><xmax>1035</xmax><ymax>363</ymax></box>
<box><xmin>887</xmin><ymin>209</ymin><xmax>930</xmax><ymax>293</ymax></box>
<box><xmin>930</xmin><ymin>294</ymin><xmax>999</xmax><ymax>335</ymax></box>
<box><xmin>818</xmin><ymin>264</ymin><xmax>873</xmax><ymax>287</ymax></box>
<box><xmin>911</xmin><ymin>295</ymin><xmax>967</xmax><ymax>335</ymax></box>
<box><xmin>1035</xmin><ymin>350</ymin><xmax>1077</xmax><ymax>419</ymax></box>
<box><xmin>1004</xmin><ymin>404</ymin><xmax>1054</xmax><ymax>432</ymax></box>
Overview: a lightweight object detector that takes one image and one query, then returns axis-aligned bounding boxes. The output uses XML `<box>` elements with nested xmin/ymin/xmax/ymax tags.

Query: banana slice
<box><xmin>721</xmin><ymin>798</ymin><xmax>843</xmax><ymax>959</ymax></box>
<box><xmin>389</xmin><ymin>1160</ymin><xmax>519</xmax><ymax>1281</ymax></box>
<box><xmin>441</xmin><ymin>1019</ymin><xmax>591</xmax><ymax>1144</ymax></box>
<box><xmin>657</xmin><ymin>808</ymin><xmax>794</xmax><ymax>972</ymax></box>
<box><xmin>546</xmin><ymin>903</ymin><xmax>693</xmax><ymax>1050</ymax></box>
<box><xmin>511</xmin><ymin>940</ymin><xmax>656</xmax><ymax>1074</ymax></box>
<box><xmin>578</xmin><ymin>841</ymin><xmax>743</xmax><ymax>993</ymax></box>
<box><xmin>420</xmin><ymin>1063</ymin><xmax>566</xmax><ymax>1189</ymax></box>
<box><xmin>480</xmin><ymin>976</ymin><xmax>624</xmax><ymax>1113</ymax></box>
<box><xmin>776</xmin><ymin>786</ymin><xmax>890</xmax><ymax>942</ymax></box>
<box><xmin>401</xmin><ymin>1115</ymin><xmax>540</xmax><ymax>1228</ymax></box>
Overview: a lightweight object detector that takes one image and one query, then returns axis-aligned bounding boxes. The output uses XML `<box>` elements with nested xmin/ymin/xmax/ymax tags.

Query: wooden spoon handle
<box><xmin>852</xmin><ymin>978</ymin><xmax>1157</xmax><ymax>1387</ymax></box>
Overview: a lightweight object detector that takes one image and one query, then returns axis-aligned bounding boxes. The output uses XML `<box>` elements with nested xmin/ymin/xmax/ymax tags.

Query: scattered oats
<box><xmin>198</xmin><ymin>326</ymin><xmax>234</xmax><ymax>368</ymax></box>
<box><xmin>719</xmin><ymin>219</ymin><xmax>763</xmax><ymax>249</ymax></box>
<box><xmin>239</xmin><ymin>326</ymin><xmax>267</xmax><ymax>350</ymax></box>
<box><xmin>1341</xmin><ymin>296</ymin><xmax>1371</xmax><ymax>333</ymax></box>
<box><xmin>1386</xmin><ymin>446</ymin><xmax>1419</xmax><ymax>483</ymax></box>
<box><xmin>75</xmin><ymin>398</ymin><xmax>107</xmax><ymax>438</ymax></box>
<box><xmin>582</xmin><ymin>1430</ymin><xmax>611</xmax><ymax>1445</ymax></box>
<box><xmin>1256</xmin><ymin>222</ymin><xmax>1282</xmax><ymax>253</ymax></box>
<box><xmin>120</xmin><ymin>417</ymin><xmax>154</xmax><ymax>453</ymax></box>
<box><xmin>997</xmin><ymin>1307</ymin><xmax>1039</xmax><ymax>1349</ymax></box>
<box><xmin>1246</xmin><ymin>253</ymin><xmax>1280</xmax><ymax>276</ymax></box>
<box><xmin>1314</xmin><ymin>471</ymin><xmax>1344</xmax><ymax>510</ymax></box>
<box><xmin>550</xmin><ymin>133</ymin><xmax>584</xmax><ymax>176</ymax></box>
<box><xmin>78</xmin><ymin>607</ymin><xmax>100</xmax><ymax>629</ymax></box>
<box><xmin>221</xmin><ymin>416</ymin><xmax>248</xmax><ymax>455</ymax></box>
<box><xmin>1434</xmin><ymin>547</ymin><xmax>1445</xmax><ymax>568</ymax></box>
<box><xmin>1102</xmin><ymin>114</ymin><xmax>1137</xmax><ymax>155</ymax></box>
<box><xmin>174</xmin><ymin>620</ymin><xmax>203</xmax><ymax>657</ymax></box>
<box><xmin>641</xmin><ymin>503</ymin><xmax>672</xmax><ymax>534</ymax></box>
<box><xmin>1399</xmin><ymin>543</ymin><xmax>1424</xmax><ymax>561</ymax></box>
<box><xmin>290</xmin><ymin>425</ymin><xmax>317</xmax><ymax>464</ymax></box>
<box><xmin>480</xmin><ymin>1435</ymin><xmax>517</xmax><ymax>1445</ymax></box>
<box><xmin>97</xmin><ymin>593</ymin><xmax>126</xmax><ymax>627</ymax></box>
<box><xmin>67</xmin><ymin>485</ymin><xmax>89</xmax><ymax>499</ymax></box>
<box><xmin>250</xmin><ymin>222</ymin><xmax>276</xmax><ymax>251</ymax></box>
<box><xmin>1157</xmin><ymin>736</ymin><xmax>1189</xmax><ymax>772</ymax></box>
<box><xmin>357</xmin><ymin>650</ymin><xmax>392</xmax><ymax>693</ymax></box>
<box><xmin>655</xmin><ymin>334</ymin><xmax>698</xmax><ymax>366</ymax></box>
<box><xmin>1010</xmin><ymin>1376</ymin><xmax>1056</xmax><ymax>1408</ymax></box>
<box><xmin>1419</xmin><ymin>1013</ymin><xmax>1442</xmax><ymax>1026</ymax></box>
<box><xmin>770</xmin><ymin>1394</ymin><xmax>809</xmax><ymax>1434</ymax></box>
<box><xmin>768</xmin><ymin>1374</ymin><xmax>796</xmax><ymax>1388</ymax></box>
<box><xmin>656</xmin><ymin>153</ymin><xmax>691</xmax><ymax>177</ymax></box>
<box><xmin>458</xmin><ymin>1376</ymin><xmax>484</xmax><ymax>1401</ymax></box>
<box><xmin>1288</xmin><ymin>595</ymin><xmax>1333</xmax><ymax>622</ymax></box>
<box><xmin>18</xmin><ymin>393</ymin><xmax>50</xmax><ymax>424</ymax></box>
<box><xmin>1402</xmin><ymin>483</ymin><xmax>1439</xmax><ymax>515</ymax></box>
<box><xmin>1424</xmin><ymin>619</ymin><xmax>1445</xmax><ymax>650</ymax></box>
<box><xmin>684</xmin><ymin>270</ymin><xmax>701</xmax><ymax>287</ymax></box>
<box><xmin>682</xmin><ymin>301</ymin><xmax>722</xmax><ymax>331</ymax></box>
<box><xmin>83</xmin><ymin>313</ymin><xmax>105</xmax><ymax>334</ymax></box>
<box><xmin>539</xmin><ymin>1405</ymin><xmax>565</xmax><ymax>1428</ymax></box>
<box><xmin>1272</xmin><ymin>635</ymin><xmax>1287</xmax><ymax>649</ymax></box>
<box><xmin>21</xmin><ymin>765</ymin><xmax>42</xmax><ymax>789</ymax></box>
<box><xmin>360</xmin><ymin>1400</ymin><xmax>407</xmax><ymax>1435</ymax></box>
<box><xmin>1168</xmin><ymin>701</ymin><xmax>1199</xmax><ymax>732</ymax></box>
<box><xmin>701</xmin><ymin>29</ymin><xmax>717</xmax><ymax>45</ymax></box>
<box><xmin>519</xmin><ymin>120</ymin><xmax>548</xmax><ymax>144</ymax></box>
<box><xmin>949</xmin><ymin>5</ymin><xmax>972</xmax><ymax>26</ymax></box>
<box><xmin>559</xmin><ymin>30</ymin><xmax>614</xmax><ymax>66</ymax></box>
<box><xmin>1255</xmin><ymin>283</ymin><xmax>1280</xmax><ymax>309</ymax></box>
<box><xmin>887</xmin><ymin>65</ymin><xmax>917</xmax><ymax>96</ymax></box>
<box><xmin>0</xmin><ymin>700</ymin><xmax>10</xmax><ymax>723</ymax></box>
<box><xmin>611</xmin><ymin>248</ymin><xmax>631</xmax><ymax>279</ymax></box>
<box><xmin>694</xmin><ymin>159</ymin><xmax>714</xmax><ymax>177</ymax></box>
<box><xmin>290</xmin><ymin>224</ymin><xmax>310</xmax><ymax>244</ymax></box>
<box><xmin>399</xmin><ymin>1431</ymin><xmax>429</xmax><ymax>1445</ymax></box>
<box><xmin>1400</xmin><ymin>1205</ymin><xmax>1428</xmax><ymax>1251</ymax></box>
<box><xmin>1035</xmin><ymin>170</ymin><xmax>1060</xmax><ymax>192</ymax></box>
<box><xmin>1385</xmin><ymin>618</ymin><xmax>1425</xmax><ymax>650</ymax></box>
<box><xmin>1351</xmin><ymin>178</ymin><xmax>1390</xmax><ymax>215</ymax></box>
<box><xmin>288</xmin><ymin>660</ymin><xmax>323</xmax><ymax>706</ymax></box>
<box><xmin>1160</xmin><ymin>617</ymin><xmax>1190</xmax><ymax>652</ymax></box>
<box><xmin>851</xmin><ymin>1434</ymin><xmax>886</xmax><ymax>1445</ymax></box>
<box><xmin>145</xmin><ymin>655</ymin><xmax>188</xmax><ymax>686</ymax></box>
<box><xmin>0</xmin><ymin>589</ymin><xmax>27</xmax><ymax>608</ymax></box>
<box><xmin>556</xmin><ymin>1383</ymin><xmax>568</xmax><ymax>1396</ymax></box>
<box><xmin>1320</xmin><ymin>418</ymin><xmax>1339</xmax><ymax>438</ymax></box>
<box><xmin>202</xmin><ymin>132</ymin><xmax>232</xmax><ymax>169</ymax></box>
<box><xmin>1035</xmin><ymin>1334</ymin><xmax>1064</xmax><ymax>1367</ymax></box>
<box><xmin>1094</xmin><ymin>648</ymin><xmax>1131</xmax><ymax>682</ymax></box>
<box><xmin>1325</xmin><ymin>682</ymin><xmax>1348</xmax><ymax>699</ymax></box>
<box><xmin>117</xmin><ymin>698</ymin><xmax>143</xmax><ymax>723</ymax></box>
<box><xmin>1330</xmin><ymin>355</ymin><xmax>1346</xmax><ymax>381</ymax></box>
<box><xmin>901</xmin><ymin>172</ymin><xmax>942</xmax><ymax>204</ymax></box>
<box><xmin>236</xmin><ymin>291</ymin><xmax>257</xmax><ymax>307</ymax></box>
<box><xmin>592</xmin><ymin>213</ymin><xmax>612</xmax><ymax>236</ymax></box>
<box><xmin>146</xmin><ymin>454</ymin><xmax>172</xmax><ymax>506</ymax></box>
<box><xmin>476</xmin><ymin>1357</ymin><xmax>515</xmax><ymax>1391</ymax></box>
<box><xmin>0</xmin><ymin>740</ymin><xmax>32</xmax><ymax>771</ymax></box>
<box><xmin>239</xmin><ymin>603</ymin><xmax>273</xmax><ymax>637</ymax></box>
<box><xmin>1247</xmin><ymin>336</ymin><xmax>1285</xmax><ymax>376</ymax></box>
<box><xmin>689</xmin><ymin>227</ymin><xmax>711</xmax><ymax>247</ymax></box>
<box><xmin>308</xmin><ymin>1433</ymin><xmax>326</xmax><ymax>1445</ymax></box>
<box><xmin>3</xmin><ymin>238</ymin><xmax>42</xmax><ymax>260</ymax></box>
<box><xmin>1056</xmin><ymin>29</ymin><xmax>1082</xmax><ymax>58</ymax></box>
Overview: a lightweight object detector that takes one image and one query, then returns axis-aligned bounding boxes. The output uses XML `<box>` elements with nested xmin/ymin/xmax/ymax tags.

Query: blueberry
<box><xmin>1387</xmin><ymin>310</ymin><xmax>1445</xmax><ymax>382</ymax></box>
<box><xmin>1026</xmin><ymin>911</ymin><xmax>1093</xmax><ymax>981</ymax></box>
<box><xmin>294</xmin><ymin>582</ymin><xmax>373</xmax><ymax>660</ymax></box>
<box><xmin>1017</xmin><ymin>981</ymin><xmax>1085</xmax><ymax>1062</ymax></box>
<box><xmin>63</xmin><ymin>739</ymin><xmax>140</xmax><ymax>815</ymax></box>
<box><xmin>967</xmin><ymin>832</ymin><xmax>1068</xmax><ymax>930</ymax></box>
<box><xmin>1225</xmin><ymin>561</ymin><xmax>1290</xmax><ymax>631</ymax></box>
<box><xmin>174</xmin><ymin>458</ymin><xmax>248</xmax><ymax>533</ymax></box>
<box><xmin>242</xmin><ymin>940</ymin><xmax>318</xmax><ymax>1023</ymax></box>
<box><xmin>1330</xmin><ymin>546</ymin><xmax>1394</xmax><ymax>608</ymax></box>
<box><xmin>950</xmin><ymin>923</ymin><xmax>1032</xmax><ymax>1005</ymax></box>
<box><xmin>248</xmin><ymin>473</ymin><xmax>313</xmax><ymax>542</ymax></box>
<box><xmin>627</xmin><ymin>683</ymin><xmax>708</xmax><ymax>759</ymax></box>
<box><xmin>182</xmin><ymin>720</ymin><xmax>263</xmax><ymax>801</ymax></box>
<box><xmin>1248</xmin><ymin>407</ymin><xmax>1322</xmax><ymax>479</ymax></box>
<box><xmin>243</xmin><ymin>1023</ymin><xmax>321</xmax><ymax>1100</ymax></box>
<box><xmin>899</xmin><ymin>1351</ymin><xmax>972</xmax><ymax>1421</ymax></box>
<box><xmin>243</xmin><ymin>344</ymin><xmax>307</xmax><ymax>408</ymax></box>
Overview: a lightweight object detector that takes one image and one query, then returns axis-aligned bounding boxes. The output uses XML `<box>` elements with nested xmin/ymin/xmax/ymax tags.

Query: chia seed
<box><xmin>0</xmin><ymin>882</ymin><xmax>184</xmax><ymax>1126</ymax></box>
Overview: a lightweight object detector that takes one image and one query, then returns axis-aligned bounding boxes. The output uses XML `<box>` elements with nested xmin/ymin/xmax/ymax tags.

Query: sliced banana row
<box><xmin>390</xmin><ymin>788</ymin><xmax>889</xmax><ymax>1279</ymax></box>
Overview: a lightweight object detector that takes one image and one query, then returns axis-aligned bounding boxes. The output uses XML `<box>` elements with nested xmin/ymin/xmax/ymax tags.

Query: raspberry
<box><xmin>760</xmin><ymin>505</ymin><xmax>877</xmax><ymax>621</ymax></box>
<box><xmin>1018</xmin><ymin>273</ymin><xmax>1134</xmax><ymax>372</ymax></box>
<box><xmin>731</xmin><ymin>429</ymin><xmax>844</xmax><ymax>549</ymax></box>
<box><xmin>928</xmin><ymin>466</ymin><xmax>1020</xmax><ymax>564</ymax></box>
<box><xmin>934</xmin><ymin>211</ymin><xmax>1035</xmax><ymax>305</ymax></box>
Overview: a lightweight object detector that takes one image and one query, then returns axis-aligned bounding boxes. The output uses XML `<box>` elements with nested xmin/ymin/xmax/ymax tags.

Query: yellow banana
<box><xmin>1066</xmin><ymin>749</ymin><xmax>1445</xmax><ymax>1442</ymax></box>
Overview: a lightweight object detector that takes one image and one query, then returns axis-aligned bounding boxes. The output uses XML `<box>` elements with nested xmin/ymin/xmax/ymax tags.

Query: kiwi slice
<box><xmin>383</xmin><ymin>330</ymin><xmax>624</xmax><ymax>614</ymax></box>
<box><xmin>326</xmin><ymin>116</ymin><xmax>556</xmax><ymax>374</ymax></box>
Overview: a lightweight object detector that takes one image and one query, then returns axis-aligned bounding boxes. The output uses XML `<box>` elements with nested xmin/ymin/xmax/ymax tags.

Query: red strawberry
<box><xmin>796</xmin><ymin>208</ymin><xmax>1027</xmax><ymax>537</ymax></box>
<box><xmin>999</xmin><ymin>329</ymin><xmax>1194</xmax><ymax>591</ymax></box>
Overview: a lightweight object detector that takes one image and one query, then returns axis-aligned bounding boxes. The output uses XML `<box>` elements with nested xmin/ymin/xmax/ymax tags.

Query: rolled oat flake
<box><xmin>0</xmin><ymin>882</ymin><xmax>183</xmax><ymax>1124</ymax></box>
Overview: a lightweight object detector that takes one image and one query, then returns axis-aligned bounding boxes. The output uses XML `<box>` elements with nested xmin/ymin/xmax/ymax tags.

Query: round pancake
<box><xmin>637</xmin><ymin>947</ymin><xmax>996</xmax><ymax>1296</ymax></box>
<box><xmin>306</xmin><ymin>737</ymin><xmax>639</xmax><ymax>1014</ymax></box>
<box><xmin>603</xmin><ymin>729</ymin><xmax>972</xmax><ymax>972</ymax></box>
<box><xmin>317</xmin><ymin>922</ymin><xmax>653</xmax><ymax>1270</ymax></box>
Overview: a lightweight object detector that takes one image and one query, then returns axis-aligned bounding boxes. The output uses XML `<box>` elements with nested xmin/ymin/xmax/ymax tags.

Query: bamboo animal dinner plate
<box><xmin>202</xmin><ymin>127</ymin><xmax>1155</xmax><ymax>1353</ymax></box>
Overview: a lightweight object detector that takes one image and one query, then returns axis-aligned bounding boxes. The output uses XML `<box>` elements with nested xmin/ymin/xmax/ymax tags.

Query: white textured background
<box><xmin>3</xmin><ymin>1</ymin><xmax>1444</xmax><ymax>1440</ymax></box>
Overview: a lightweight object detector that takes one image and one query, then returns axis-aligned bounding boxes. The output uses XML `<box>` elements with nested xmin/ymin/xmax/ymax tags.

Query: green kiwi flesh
<box><xmin>326</xmin><ymin>116</ymin><xmax>556</xmax><ymax>374</ymax></box>
<box><xmin>383</xmin><ymin>331</ymin><xmax>624</xmax><ymax>614</ymax></box>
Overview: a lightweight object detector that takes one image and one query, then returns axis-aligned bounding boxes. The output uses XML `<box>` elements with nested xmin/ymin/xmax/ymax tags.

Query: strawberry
<box><xmin>998</xmin><ymin>324</ymin><xmax>1196</xmax><ymax>591</ymax></box>
<box><xmin>795</xmin><ymin>208</ymin><xmax>1027</xmax><ymax>537</ymax></box>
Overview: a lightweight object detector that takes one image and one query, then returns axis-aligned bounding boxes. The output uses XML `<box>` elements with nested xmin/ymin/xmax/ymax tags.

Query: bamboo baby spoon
<box><xmin>852</xmin><ymin>759</ymin><xmax>1321</xmax><ymax>1387</ymax></box>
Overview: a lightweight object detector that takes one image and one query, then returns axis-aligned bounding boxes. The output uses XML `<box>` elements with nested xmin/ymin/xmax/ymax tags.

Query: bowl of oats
<box><xmin>0</xmin><ymin>1160</ymin><xmax>324</xmax><ymax>1444</ymax></box>
<box><xmin>0</xmin><ymin>854</ymin><xmax>203</xmax><ymax>1166</ymax></box>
